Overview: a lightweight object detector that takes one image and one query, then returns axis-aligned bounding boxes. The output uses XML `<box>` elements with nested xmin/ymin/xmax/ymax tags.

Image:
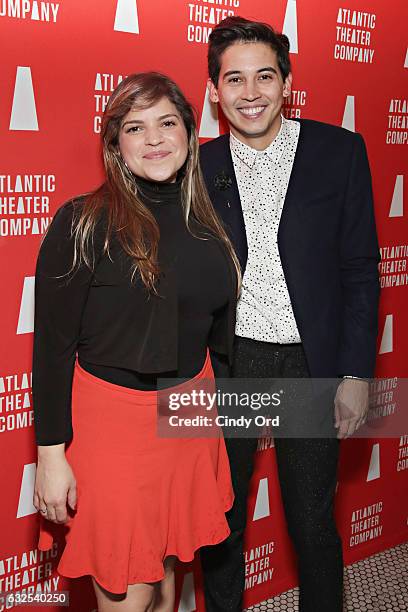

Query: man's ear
<box><xmin>208</xmin><ymin>78</ymin><xmax>219</xmax><ymax>103</ymax></box>
<box><xmin>283</xmin><ymin>72</ymin><xmax>293</xmax><ymax>98</ymax></box>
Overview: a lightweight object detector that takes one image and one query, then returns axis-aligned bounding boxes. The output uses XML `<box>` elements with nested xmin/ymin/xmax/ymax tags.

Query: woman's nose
<box><xmin>144</xmin><ymin>127</ymin><xmax>164</xmax><ymax>146</ymax></box>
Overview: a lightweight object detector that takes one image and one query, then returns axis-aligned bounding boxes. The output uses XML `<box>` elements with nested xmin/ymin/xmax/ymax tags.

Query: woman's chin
<box><xmin>142</xmin><ymin>168</ymin><xmax>178</xmax><ymax>183</ymax></box>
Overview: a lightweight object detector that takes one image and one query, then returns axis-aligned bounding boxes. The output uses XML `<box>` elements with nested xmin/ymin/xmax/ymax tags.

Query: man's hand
<box><xmin>334</xmin><ymin>378</ymin><xmax>369</xmax><ymax>439</ymax></box>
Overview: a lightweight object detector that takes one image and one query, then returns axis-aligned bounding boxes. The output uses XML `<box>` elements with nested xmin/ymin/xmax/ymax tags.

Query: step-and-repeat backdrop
<box><xmin>1</xmin><ymin>1</ymin><xmax>407</xmax><ymax>610</ymax></box>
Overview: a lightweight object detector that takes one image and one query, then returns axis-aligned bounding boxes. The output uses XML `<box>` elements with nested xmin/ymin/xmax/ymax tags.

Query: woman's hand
<box><xmin>33</xmin><ymin>445</ymin><xmax>77</xmax><ymax>524</ymax></box>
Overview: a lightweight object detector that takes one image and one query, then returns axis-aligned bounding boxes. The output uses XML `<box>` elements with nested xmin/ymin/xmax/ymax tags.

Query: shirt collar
<box><xmin>230</xmin><ymin>114</ymin><xmax>290</xmax><ymax>169</ymax></box>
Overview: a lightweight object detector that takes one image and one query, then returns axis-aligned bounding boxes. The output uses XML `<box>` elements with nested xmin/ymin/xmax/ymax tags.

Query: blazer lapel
<box><xmin>278</xmin><ymin>119</ymin><xmax>307</xmax><ymax>237</ymax></box>
<box><xmin>206</xmin><ymin>135</ymin><xmax>248</xmax><ymax>272</ymax></box>
<box><xmin>276</xmin><ymin>120</ymin><xmax>316</xmax><ymax>338</ymax></box>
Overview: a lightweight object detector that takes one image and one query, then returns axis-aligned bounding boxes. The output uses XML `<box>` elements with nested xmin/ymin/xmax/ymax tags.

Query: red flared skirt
<box><xmin>37</xmin><ymin>350</ymin><xmax>234</xmax><ymax>594</ymax></box>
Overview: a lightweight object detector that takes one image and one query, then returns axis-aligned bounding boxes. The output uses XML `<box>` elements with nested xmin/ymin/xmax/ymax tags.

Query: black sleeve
<box><xmin>337</xmin><ymin>133</ymin><xmax>381</xmax><ymax>379</ymax></box>
<box><xmin>32</xmin><ymin>201</ymin><xmax>100</xmax><ymax>445</ymax></box>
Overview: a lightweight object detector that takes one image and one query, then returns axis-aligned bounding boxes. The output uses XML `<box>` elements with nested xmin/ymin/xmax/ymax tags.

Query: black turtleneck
<box><xmin>32</xmin><ymin>178</ymin><xmax>236</xmax><ymax>445</ymax></box>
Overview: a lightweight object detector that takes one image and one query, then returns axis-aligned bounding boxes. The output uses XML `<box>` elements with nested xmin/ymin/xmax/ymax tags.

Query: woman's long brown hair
<box><xmin>70</xmin><ymin>72</ymin><xmax>241</xmax><ymax>294</ymax></box>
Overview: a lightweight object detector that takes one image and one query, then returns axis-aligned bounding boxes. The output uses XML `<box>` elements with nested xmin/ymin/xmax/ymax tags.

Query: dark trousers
<box><xmin>201</xmin><ymin>336</ymin><xmax>343</xmax><ymax>612</ymax></box>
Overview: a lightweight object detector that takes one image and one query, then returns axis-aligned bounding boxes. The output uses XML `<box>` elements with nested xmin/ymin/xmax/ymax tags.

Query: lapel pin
<box><xmin>214</xmin><ymin>170</ymin><xmax>233</xmax><ymax>192</ymax></box>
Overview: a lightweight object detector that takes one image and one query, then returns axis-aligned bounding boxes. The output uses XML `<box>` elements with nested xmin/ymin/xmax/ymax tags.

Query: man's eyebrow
<box><xmin>122</xmin><ymin>113</ymin><xmax>178</xmax><ymax>128</ymax></box>
<box><xmin>223</xmin><ymin>67</ymin><xmax>278</xmax><ymax>79</ymax></box>
<box><xmin>223</xmin><ymin>70</ymin><xmax>242</xmax><ymax>79</ymax></box>
<box><xmin>257</xmin><ymin>66</ymin><xmax>278</xmax><ymax>75</ymax></box>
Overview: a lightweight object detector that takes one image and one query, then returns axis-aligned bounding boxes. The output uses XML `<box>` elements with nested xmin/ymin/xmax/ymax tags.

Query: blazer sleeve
<box><xmin>337</xmin><ymin>133</ymin><xmax>381</xmax><ymax>378</ymax></box>
<box><xmin>32</xmin><ymin>201</ymin><xmax>101</xmax><ymax>445</ymax></box>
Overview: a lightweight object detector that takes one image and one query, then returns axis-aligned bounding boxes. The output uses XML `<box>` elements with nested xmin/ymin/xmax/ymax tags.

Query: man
<box><xmin>200</xmin><ymin>16</ymin><xmax>380</xmax><ymax>612</ymax></box>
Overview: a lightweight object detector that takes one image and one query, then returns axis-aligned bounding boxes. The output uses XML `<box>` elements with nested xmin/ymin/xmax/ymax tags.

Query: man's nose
<box><xmin>241</xmin><ymin>80</ymin><xmax>261</xmax><ymax>101</ymax></box>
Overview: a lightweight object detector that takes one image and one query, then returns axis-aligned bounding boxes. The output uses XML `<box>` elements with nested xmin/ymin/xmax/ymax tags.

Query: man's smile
<box><xmin>237</xmin><ymin>105</ymin><xmax>267</xmax><ymax>119</ymax></box>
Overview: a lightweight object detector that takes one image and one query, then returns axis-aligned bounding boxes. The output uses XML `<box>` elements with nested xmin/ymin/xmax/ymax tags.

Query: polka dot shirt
<box><xmin>231</xmin><ymin>115</ymin><xmax>302</xmax><ymax>343</ymax></box>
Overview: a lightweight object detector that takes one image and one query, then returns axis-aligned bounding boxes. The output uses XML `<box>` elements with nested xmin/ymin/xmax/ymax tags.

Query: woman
<box><xmin>32</xmin><ymin>72</ymin><xmax>241</xmax><ymax>612</ymax></box>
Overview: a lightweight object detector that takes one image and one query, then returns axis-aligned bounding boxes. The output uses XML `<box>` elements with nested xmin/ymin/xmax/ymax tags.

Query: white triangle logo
<box><xmin>253</xmin><ymin>477</ymin><xmax>270</xmax><ymax>520</ymax></box>
<box><xmin>17</xmin><ymin>463</ymin><xmax>37</xmax><ymax>518</ymax></box>
<box><xmin>199</xmin><ymin>85</ymin><xmax>219</xmax><ymax>139</ymax></box>
<box><xmin>15</xmin><ymin>175</ymin><xmax>23</xmax><ymax>192</ymax></box>
<box><xmin>342</xmin><ymin>95</ymin><xmax>355</xmax><ymax>132</ymax></box>
<box><xmin>9</xmin><ymin>67</ymin><xmax>39</xmax><ymax>131</ymax></box>
<box><xmin>17</xmin><ymin>197</ymin><xmax>25</xmax><ymax>213</ymax></box>
<box><xmin>379</xmin><ymin>314</ymin><xmax>393</xmax><ymax>354</ymax></box>
<box><xmin>17</xmin><ymin>277</ymin><xmax>35</xmax><ymax>335</ymax></box>
<box><xmin>21</xmin><ymin>373</ymin><xmax>29</xmax><ymax>389</ymax></box>
<box><xmin>404</xmin><ymin>48</ymin><xmax>408</xmax><ymax>68</ymax></box>
<box><xmin>31</xmin><ymin>218</ymin><xmax>40</xmax><ymax>235</ymax></box>
<box><xmin>114</xmin><ymin>0</ymin><xmax>139</xmax><ymax>34</ymax></box>
<box><xmin>178</xmin><ymin>572</ymin><xmax>196</xmax><ymax>612</ymax></box>
<box><xmin>282</xmin><ymin>0</ymin><xmax>298</xmax><ymax>54</ymax></box>
<box><xmin>31</xmin><ymin>1</ymin><xmax>40</xmax><ymax>20</ymax></box>
<box><xmin>389</xmin><ymin>175</ymin><xmax>404</xmax><ymax>217</ymax></box>
<box><xmin>95</xmin><ymin>73</ymin><xmax>102</xmax><ymax>91</ymax></box>
<box><xmin>367</xmin><ymin>443</ymin><xmax>380</xmax><ymax>481</ymax></box>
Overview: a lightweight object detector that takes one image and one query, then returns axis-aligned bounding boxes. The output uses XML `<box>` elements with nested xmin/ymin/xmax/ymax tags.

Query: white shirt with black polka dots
<box><xmin>231</xmin><ymin>115</ymin><xmax>302</xmax><ymax>343</ymax></box>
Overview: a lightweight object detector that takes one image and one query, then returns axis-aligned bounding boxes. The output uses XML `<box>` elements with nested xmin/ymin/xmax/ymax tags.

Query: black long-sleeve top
<box><xmin>32</xmin><ymin>177</ymin><xmax>237</xmax><ymax>445</ymax></box>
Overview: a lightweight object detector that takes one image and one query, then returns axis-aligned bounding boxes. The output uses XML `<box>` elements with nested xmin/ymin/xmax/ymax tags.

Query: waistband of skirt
<box><xmin>74</xmin><ymin>349</ymin><xmax>213</xmax><ymax>402</ymax></box>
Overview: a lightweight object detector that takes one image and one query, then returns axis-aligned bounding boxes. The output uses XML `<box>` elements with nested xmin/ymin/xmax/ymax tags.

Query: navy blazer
<box><xmin>201</xmin><ymin>119</ymin><xmax>381</xmax><ymax>378</ymax></box>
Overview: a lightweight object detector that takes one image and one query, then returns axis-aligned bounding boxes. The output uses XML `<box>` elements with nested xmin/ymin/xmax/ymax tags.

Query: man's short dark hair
<box><xmin>208</xmin><ymin>16</ymin><xmax>291</xmax><ymax>85</ymax></box>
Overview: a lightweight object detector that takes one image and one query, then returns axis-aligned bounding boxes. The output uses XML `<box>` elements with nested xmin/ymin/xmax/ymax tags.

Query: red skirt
<box><xmin>37</xmin><ymin>350</ymin><xmax>234</xmax><ymax>594</ymax></box>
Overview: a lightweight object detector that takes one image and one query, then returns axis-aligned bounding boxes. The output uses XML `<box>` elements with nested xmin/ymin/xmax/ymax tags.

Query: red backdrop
<box><xmin>1</xmin><ymin>1</ymin><xmax>407</xmax><ymax>610</ymax></box>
